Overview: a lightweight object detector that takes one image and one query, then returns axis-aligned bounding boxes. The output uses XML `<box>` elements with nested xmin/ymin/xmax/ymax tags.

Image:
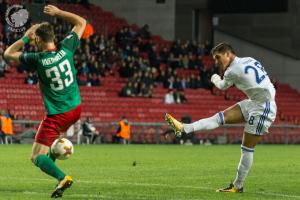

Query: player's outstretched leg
<box><xmin>165</xmin><ymin>112</ymin><xmax>224</xmax><ymax>137</ymax></box>
<box><xmin>51</xmin><ymin>175</ymin><xmax>73</xmax><ymax>198</ymax></box>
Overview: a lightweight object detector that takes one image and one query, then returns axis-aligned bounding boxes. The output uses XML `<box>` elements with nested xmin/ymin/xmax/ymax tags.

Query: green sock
<box><xmin>34</xmin><ymin>154</ymin><xmax>65</xmax><ymax>181</ymax></box>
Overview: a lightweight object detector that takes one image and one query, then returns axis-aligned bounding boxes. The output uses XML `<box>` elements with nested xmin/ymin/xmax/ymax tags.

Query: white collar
<box><xmin>229</xmin><ymin>56</ymin><xmax>240</xmax><ymax>68</ymax></box>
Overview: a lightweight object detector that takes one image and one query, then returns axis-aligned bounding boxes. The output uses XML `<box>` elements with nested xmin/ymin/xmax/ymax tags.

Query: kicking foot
<box><xmin>51</xmin><ymin>175</ymin><xmax>73</xmax><ymax>198</ymax></box>
<box><xmin>165</xmin><ymin>113</ymin><xmax>184</xmax><ymax>137</ymax></box>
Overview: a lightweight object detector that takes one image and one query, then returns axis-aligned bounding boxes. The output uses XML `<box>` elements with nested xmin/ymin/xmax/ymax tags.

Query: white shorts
<box><xmin>238</xmin><ymin>99</ymin><xmax>277</xmax><ymax>135</ymax></box>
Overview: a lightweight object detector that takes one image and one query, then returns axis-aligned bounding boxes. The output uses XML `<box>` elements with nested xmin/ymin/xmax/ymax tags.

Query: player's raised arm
<box><xmin>43</xmin><ymin>5</ymin><xmax>86</xmax><ymax>39</ymax></box>
<box><xmin>211</xmin><ymin>73</ymin><xmax>234</xmax><ymax>90</ymax></box>
<box><xmin>3</xmin><ymin>24</ymin><xmax>38</xmax><ymax>63</ymax></box>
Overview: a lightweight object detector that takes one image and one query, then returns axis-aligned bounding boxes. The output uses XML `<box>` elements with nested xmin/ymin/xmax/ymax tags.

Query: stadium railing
<box><xmin>11</xmin><ymin>120</ymin><xmax>300</xmax><ymax>145</ymax></box>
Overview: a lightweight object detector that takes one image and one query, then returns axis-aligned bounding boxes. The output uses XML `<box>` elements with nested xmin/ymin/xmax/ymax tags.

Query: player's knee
<box><xmin>30</xmin><ymin>153</ymin><xmax>42</xmax><ymax>163</ymax></box>
<box><xmin>216</xmin><ymin>111</ymin><xmax>225</xmax><ymax>125</ymax></box>
<box><xmin>242</xmin><ymin>141</ymin><xmax>257</xmax><ymax>149</ymax></box>
<box><xmin>30</xmin><ymin>155</ymin><xmax>37</xmax><ymax>163</ymax></box>
<box><xmin>30</xmin><ymin>155</ymin><xmax>36</xmax><ymax>163</ymax></box>
<box><xmin>243</xmin><ymin>132</ymin><xmax>261</xmax><ymax>148</ymax></box>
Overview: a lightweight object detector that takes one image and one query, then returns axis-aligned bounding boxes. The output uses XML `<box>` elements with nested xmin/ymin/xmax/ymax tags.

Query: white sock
<box><xmin>183</xmin><ymin>112</ymin><xmax>224</xmax><ymax>134</ymax></box>
<box><xmin>233</xmin><ymin>145</ymin><xmax>254</xmax><ymax>189</ymax></box>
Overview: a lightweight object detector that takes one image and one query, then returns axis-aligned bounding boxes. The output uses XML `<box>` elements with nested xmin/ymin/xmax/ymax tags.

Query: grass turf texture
<box><xmin>0</xmin><ymin>145</ymin><xmax>299</xmax><ymax>200</ymax></box>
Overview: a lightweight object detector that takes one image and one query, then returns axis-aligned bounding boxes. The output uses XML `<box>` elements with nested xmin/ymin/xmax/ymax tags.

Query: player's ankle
<box><xmin>233</xmin><ymin>181</ymin><xmax>243</xmax><ymax>189</ymax></box>
<box><xmin>183</xmin><ymin>124</ymin><xmax>193</xmax><ymax>134</ymax></box>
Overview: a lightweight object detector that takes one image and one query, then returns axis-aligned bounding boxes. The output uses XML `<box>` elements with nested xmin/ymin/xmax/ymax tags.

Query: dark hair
<box><xmin>35</xmin><ymin>22</ymin><xmax>55</xmax><ymax>42</ymax></box>
<box><xmin>211</xmin><ymin>42</ymin><xmax>235</xmax><ymax>55</ymax></box>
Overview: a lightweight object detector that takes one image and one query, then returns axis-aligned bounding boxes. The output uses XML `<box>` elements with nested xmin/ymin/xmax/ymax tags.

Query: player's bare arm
<box><xmin>3</xmin><ymin>24</ymin><xmax>38</xmax><ymax>63</ymax></box>
<box><xmin>43</xmin><ymin>5</ymin><xmax>86</xmax><ymax>39</ymax></box>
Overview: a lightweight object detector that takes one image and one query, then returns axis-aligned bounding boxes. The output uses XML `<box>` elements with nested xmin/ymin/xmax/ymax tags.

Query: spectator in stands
<box><xmin>0</xmin><ymin>54</ymin><xmax>8</xmax><ymax>77</ymax></box>
<box><xmin>138</xmin><ymin>82</ymin><xmax>153</xmax><ymax>98</ymax></box>
<box><xmin>87</xmin><ymin>73</ymin><xmax>101</xmax><ymax>86</ymax></box>
<box><xmin>188</xmin><ymin>74</ymin><xmax>197</xmax><ymax>89</ymax></box>
<box><xmin>120</xmin><ymin>82</ymin><xmax>135</xmax><ymax>97</ymax></box>
<box><xmin>164</xmin><ymin>89</ymin><xmax>175</xmax><ymax>104</ymax></box>
<box><xmin>168</xmin><ymin>52</ymin><xmax>179</xmax><ymax>69</ymax></box>
<box><xmin>173</xmin><ymin>76</ymin><xmax>183</xmax><ymax>90</ymax></box>
<box><xmin>197</xmin><ymin>43</ymin><xmax>206</xmax><ymax>56</ymax></box>
<box><xmin>80</xmin><ymin>61</ymin><xmax>90</xmax><ymax>75</ymax></box>
<box><xmin>179</xmin><ymin>77</ymin><xmax>186</xmax><ymax>89</ymax></box>
<box><xmin>0</xmin><ymin>0</ymin><xmax>8</xmax><ymax>26</ymax></box>
<box><xmin>142</xmin><ymin>70</ymin><xmax>153</xmax><ymax>87</ymax></box>
<box><xmin>131</xmin><ymin>82</ymin><xmax>140</xmax><ymax>97</ymax></box>
<box><xmin>201</xmin><ymin>66</ymin><xmax>217</xmax><ymax>90</ymax></box>
<box><xmin>24</xmin><ymin>72</ymin><xmax>38</xmax><ymax>85</ymax></box>
<box><xmin>187</xmin><ymin>53</ymin><xmax>196</xmax><ymax>69</ymax></box>
<box><xmin>159</xmin><ymin>47</ymin><xmax>169</xmax><ymax>64</ymax></box>
<box><xmin>166</xmin><ymin>75</ymin><xmax>175</xmax><ymax>89</ymax></box>
<box><xmin>194</xmin><ymin>75</ymin><xmax>204</xmax><ymax>89</ymax></box>
<box><xmin>204</xmin><ymin>40</ymin><xmax>212</xmax><ymax>55</ymax></box>
<box><xmin>90</xmin><ymin>61</ymin><xmax>104</xmax><ymax>77</ymax></box>
<box><xmin>82</xmin><ymin>117</ymin><xmax>100</xmax><ymax>144</ymax></box>
<box><xmin>194</xmin><ymin>55</ymin><xmax>204</xmax><ymax>70</ymax></box>
<box><xmin>156</xmin><ymin>70</ymin><xmax>168</xmax><ymax>86</ymax></box>
<box><xmin>119</xmin><ymin>60</ymin><xmax>131</xmax><ymax>78</ymax></box>
<box><xmin>115</xmin><ymin>116</ymin><xmax>131</xmax><ymax>144</ymax></box>
<box><xmin>170</xmin><ymin>39</ymin><xmax>179</xmax><ymax>57</ymax></box>
<box><xmin>174</xmin><ymin>89</ymin><xmax>187</xmax><ymax>104</ymax></box>
<box><xmin>138</xmin><ymin>24</ymin><xmax>151</xmax><ymax>40</ymax></box>
<box><xmin>182</xmin><ymin>54</ymin><xmax>189</xmax><ymax>69</ymax></box>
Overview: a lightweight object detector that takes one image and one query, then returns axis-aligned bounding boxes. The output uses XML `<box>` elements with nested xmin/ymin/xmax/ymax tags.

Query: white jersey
<box><xmin>214</xmin><ymin>56</ymin><xmax>277</xmax><ymax>135</ymax></box>
<box><xmin>221</xmin><ymin>56</ymin><xmax>276</xmax><ymax>103</ymax></box>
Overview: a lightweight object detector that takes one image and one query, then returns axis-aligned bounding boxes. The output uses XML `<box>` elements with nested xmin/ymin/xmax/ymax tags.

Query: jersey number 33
<box><xmin>45</xmin><ymin>59</ymin><xmax>74</xmax><ymax>91</ymax></box>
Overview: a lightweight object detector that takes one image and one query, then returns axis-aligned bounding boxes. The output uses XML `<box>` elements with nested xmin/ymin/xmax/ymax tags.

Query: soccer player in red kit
<box><xmin>4</xmin><ymin>5</ymin><xmax>86</xmax><ymax>198</ymax></box>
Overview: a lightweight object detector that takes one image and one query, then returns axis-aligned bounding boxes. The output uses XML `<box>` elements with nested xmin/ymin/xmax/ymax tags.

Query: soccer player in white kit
<box><xmin>165</xmin><ymin>42</ymin><xmax>277</xmax><ymax>193</ymax></box>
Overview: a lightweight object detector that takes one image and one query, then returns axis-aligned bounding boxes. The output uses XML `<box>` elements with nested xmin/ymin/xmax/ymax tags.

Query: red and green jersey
<box><xmin>19</xmin><ymin>32</ymin><xmax>81</xmax><ymax>115</ymax></box>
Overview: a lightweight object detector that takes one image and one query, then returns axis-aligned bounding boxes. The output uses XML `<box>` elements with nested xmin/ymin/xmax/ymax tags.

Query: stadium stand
<box><xmin>1</xmin><ymin>2</ymin><xmax>300</xmax><ymax>143</ymax></box>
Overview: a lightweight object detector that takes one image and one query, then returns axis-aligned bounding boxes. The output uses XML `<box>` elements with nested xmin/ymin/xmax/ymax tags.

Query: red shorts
<box><xmin>35</xmin><ymin>104</ymin><xmax>82</xmax><ymax>146</ymax></box>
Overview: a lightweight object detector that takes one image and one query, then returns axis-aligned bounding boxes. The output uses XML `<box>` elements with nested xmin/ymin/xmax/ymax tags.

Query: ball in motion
<box><xmin>51</xmin><ymin>138</ymin><xmax>74</xmax><ymax>160</ymax></box>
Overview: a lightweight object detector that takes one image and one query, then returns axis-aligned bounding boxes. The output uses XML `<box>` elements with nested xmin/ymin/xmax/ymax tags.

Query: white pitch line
<box><xmin>1</xmin><ymin>177</ymin><xmax>300</xmax><ymax>199</ymax></box>
<box><xmin>76</xmin><ymin>179</ymin><xmax>300</xmax><ymax>199</ymax></box>
<box><xmin>255</xmin><ymin>192</ymin><xmax>300</xmax><ymax>199</ymax></box>
<box><xmin>22</xmin><ymin>191</ymin><xmax>150</xmax><ymax>200</ymax></box>
<box><xmin>22</xmin><ymin>190</ymin><xmax>205</xmax><ymax>200</ymax></box>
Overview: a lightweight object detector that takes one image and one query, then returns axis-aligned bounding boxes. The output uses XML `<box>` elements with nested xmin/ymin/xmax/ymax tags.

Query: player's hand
<box><xmin>24</xmin><ymin>24</ymin><xmax>38</xmax><ymax>37</ymax></box>
<box><xmin>24</xmin><ymin>24</ymin><xmax>38</xmax><ymax>44</ymax></box>
<box><xmin>43</xmin><ymin>5</ymin><xmax>61</xmax><ymax>16</ymax></box>
<box><xmin>211</xmin><ymin>74</ymin><xmax>221</xmax><ymax>85</ymax></box>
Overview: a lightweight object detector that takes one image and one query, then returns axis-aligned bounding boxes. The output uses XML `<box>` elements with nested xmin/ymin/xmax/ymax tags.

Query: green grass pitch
<box><xmin>0</xmin><ymin>144</ymin><xmax>300</xmax><ymax>200</ymax></box>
